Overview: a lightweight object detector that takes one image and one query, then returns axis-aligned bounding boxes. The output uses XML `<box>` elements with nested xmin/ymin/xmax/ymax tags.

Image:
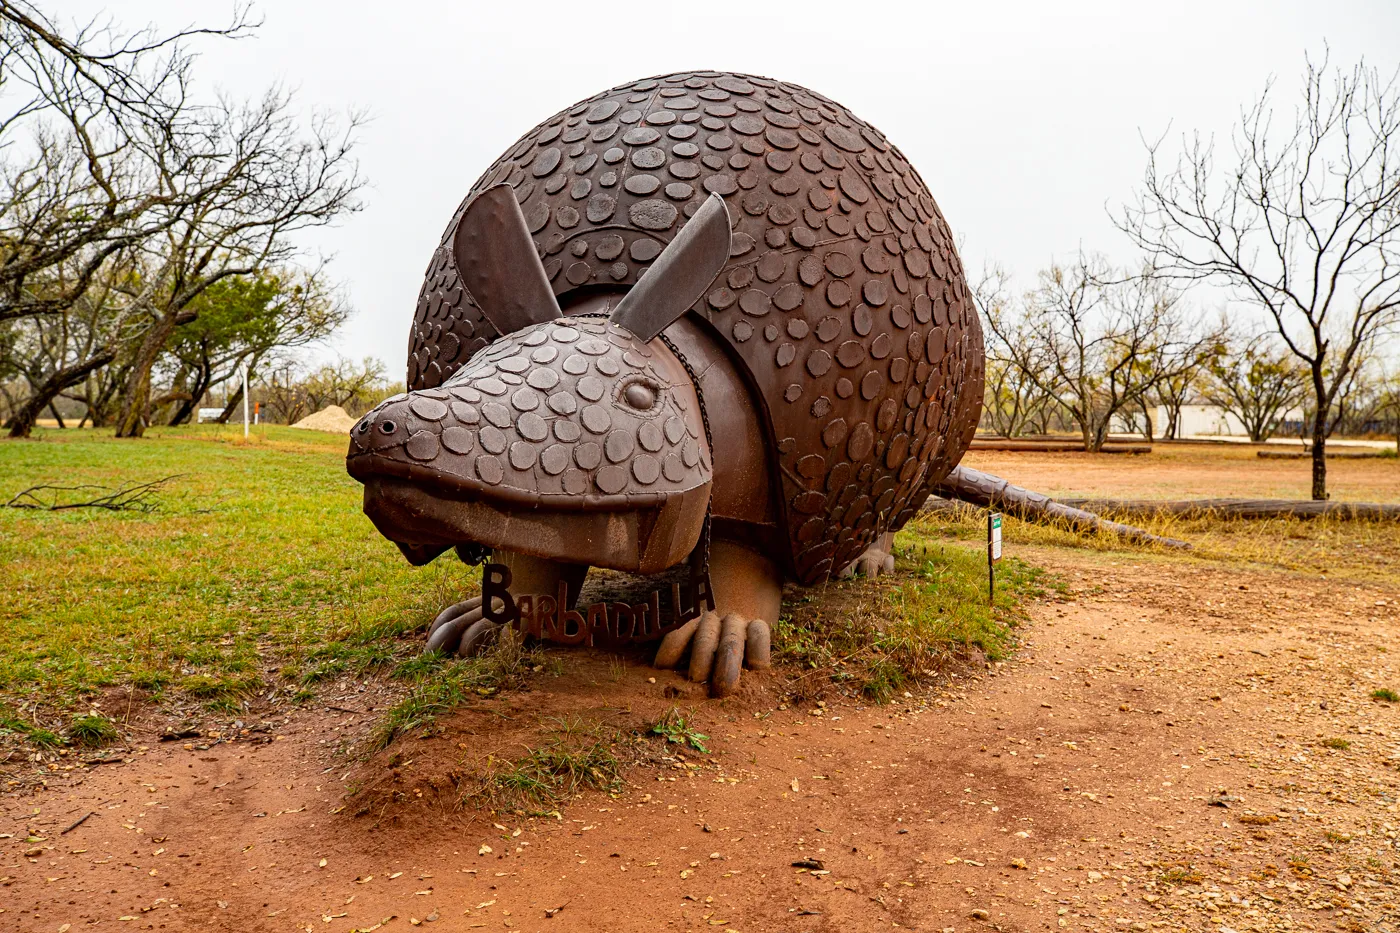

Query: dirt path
<box><xmin>5</xmin><ymin>550</ymin><xmax>1399</xmax><ymax>933</ymax></box>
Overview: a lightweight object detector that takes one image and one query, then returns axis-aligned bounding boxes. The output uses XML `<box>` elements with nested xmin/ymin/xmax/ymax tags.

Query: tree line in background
<box><xmin>1</xmin><ymin>6</ymin><xmax>1395</xmax><ymax>503</ymax></box>
<box><xmin>0</xmin><ymin>2</ymin><xmax>370</xmax><ymax>438</ymax></box>
<box><xmin>978</xmin><ymin>52</ymin><xmax>1400</xmax><ymax>499</ymax></box>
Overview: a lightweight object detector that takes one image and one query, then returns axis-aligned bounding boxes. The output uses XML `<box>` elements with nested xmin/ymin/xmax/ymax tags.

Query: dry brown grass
<box><xmin>912</xmin><ymin>502</ymin><xmax>1400</xmax><ymax>586</ymax></box>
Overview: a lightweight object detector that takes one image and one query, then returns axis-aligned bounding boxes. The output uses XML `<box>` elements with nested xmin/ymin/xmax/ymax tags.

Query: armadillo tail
<box><xmin>930</xmin><ymin>465</ymin><xmax>1192</xmax><ymax>550</ymax></box>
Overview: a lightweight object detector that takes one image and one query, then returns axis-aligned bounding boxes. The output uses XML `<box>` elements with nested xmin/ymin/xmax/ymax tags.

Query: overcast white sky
<box><xmin>69</xmin><ymin>0</ymin><xmax>1400</xmax><ymax>375</ymax></box>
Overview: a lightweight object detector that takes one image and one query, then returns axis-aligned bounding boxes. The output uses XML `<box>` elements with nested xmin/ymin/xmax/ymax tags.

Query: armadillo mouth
<box><xmin>359</xmin><ymin>474</ymin><xmax>710</xmax><ymax>575</ymax></box>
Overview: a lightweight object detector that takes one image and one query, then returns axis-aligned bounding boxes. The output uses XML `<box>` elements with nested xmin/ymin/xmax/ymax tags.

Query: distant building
<box><xmin>1111</xmin><ymin>404</ymin><xmax>1304</xmax><ymax>439</ymax></box>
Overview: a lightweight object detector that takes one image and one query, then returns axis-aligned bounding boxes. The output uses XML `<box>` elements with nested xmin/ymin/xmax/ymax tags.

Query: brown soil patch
<box><xmin>5</xmin><ymin>545</ymin><xmax>1398</xmax><ymax>932</ymax></box>
<box><xmin>963</xmin><ymin>445</ymin><xmax>1400</xmax><ymax>503</ymax></box>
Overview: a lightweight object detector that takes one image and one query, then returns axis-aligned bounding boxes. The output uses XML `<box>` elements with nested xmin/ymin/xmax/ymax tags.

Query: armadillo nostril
<box><xmin>624</xmin><ymin>383</ymin><xmax>656</xmax><ymax>409</ymax></box>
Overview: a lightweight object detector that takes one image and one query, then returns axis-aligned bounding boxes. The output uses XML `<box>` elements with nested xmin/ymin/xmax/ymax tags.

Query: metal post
<box><xmin>987</xmin><ymin>512</ymin><xmax>994</xmax><ymax>606</ymax></box>
<box><xmin>241</xmin><ymin>363</ymin><xmax>249</xmax><ymax>438</ymax></box>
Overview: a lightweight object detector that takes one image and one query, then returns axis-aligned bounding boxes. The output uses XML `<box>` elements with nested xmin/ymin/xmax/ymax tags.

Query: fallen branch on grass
<box><xmin>4</xmin><ymin>475</ymin><xmax>183</xmax><ymax>512</ymax></box>
<box><xmin>930</xmin><ymin>465</ymin><xmax>1193</xmax><ymax>549</ymax></box>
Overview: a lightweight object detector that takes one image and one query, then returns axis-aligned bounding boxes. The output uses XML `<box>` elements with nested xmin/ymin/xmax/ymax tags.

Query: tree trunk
<box><xmin>216</xmin><ymin>383</ymin><xmax>243</xmax><ymax>424</ymax></box>
<box><xmin>113</xmin><ymin>313</ymin><xmax>183</xmax><ymax>438</ymax></box>
<box><xmin>932</xmin><ymin>465</ymin><xmax>1191</xmax><ymax>549</ymax></box>
<box><xmin>48</xmin><ymin>401</ymin><xmax>65</xmax><ymax>428</ymax></box>
<box><xmin>6</xmin><ymin>348</ymin><xmax>117</xmax><ymax>439</ymax></box>
<box><xmin>169</xmin><ymin>364</ymin><xmax>212</xmax><ymax>426</ymax></box>
<box><xmin>1311</xmin><ymin>407</ymin><xmax>1328</xmax><ymax>501</ymax></box>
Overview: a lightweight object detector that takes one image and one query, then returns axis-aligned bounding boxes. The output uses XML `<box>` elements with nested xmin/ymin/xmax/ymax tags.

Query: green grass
<box><xmin>461</xmin><ymin>717</ymin><xmax>626</xmax><ymax>814</ymax></box>
<box><xmin>776</xmin><ymin>517</ymin><xmax>1051</xmax><ymax>702</ymax></box>
<box><xmin>0</xmin><ymin>705</ymin><xmax>62</xmax><ymax>747</ymax></box>
<box><xmin>1371</xmin><ymin>688</ymin><xmax>1399</xmax><ymax>703</ymax></box>
<box><xmin>1319</xmin><ymin>736</ymin><xmax>1351</xmax><ymax>750</ymax></box>
<box><xmin>0</xmin><ymin>426</ymin><xmax>473</xmax><ymax>722</ymax></box>
<box><xmin>67</xmin><ymin>712</ymin><xmax>121</xmax><ymax>747</ymax></box>
<box><xmin>369</xmin><ymin>633</ymin><xmax>551</xmax><ymax>750</ymax></box>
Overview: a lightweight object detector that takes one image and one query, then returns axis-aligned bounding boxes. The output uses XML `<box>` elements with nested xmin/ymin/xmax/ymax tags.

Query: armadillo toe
<box><xmin>744</xmin><ymin>619</ymin><xmax>772</xmax><ymax>671</ymax></box>
<box><xmin>457</xmin><ymin>618</ymin><xmax>501</xmax><ymax>658</ymax></box>
<box><xmin>709</xmin><ymin>614</ymin><xmax>748</xmax><ymax>698</ymax></box>
<box><xmin>428</xmin><ymin>596</ymin><xmax>483</xmax><ymax>638</ymax></box>
<box><xmin>654</xmin><ymin>617</ymin><xmax>700</xmax><ymax>669</ymax></box>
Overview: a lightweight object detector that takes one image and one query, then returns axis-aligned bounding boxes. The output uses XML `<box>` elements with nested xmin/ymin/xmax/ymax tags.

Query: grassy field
<box><xmin>0</xmin><ymin>426</ymin><xmax>1041</xmax><ymax>750</ymax></box>
<box><xmin>0</xmin><ymin>425</ymin><xmax>468</xmax><ymax>741</ymax></box>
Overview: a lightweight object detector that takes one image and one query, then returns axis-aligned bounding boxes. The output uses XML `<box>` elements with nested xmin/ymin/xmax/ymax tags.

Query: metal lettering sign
<box><xmin>989</xmin><ymin>513</ymin><xmax>1003</xmax><ymax>562</ymax></box>
<box><xmin>480</xmin><ymin>562</ymin><xmax>715</xmax><ymax>650</ymax></box>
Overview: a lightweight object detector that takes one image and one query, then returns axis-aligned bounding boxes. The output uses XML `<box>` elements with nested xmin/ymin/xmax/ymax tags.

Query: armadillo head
<box><xmin>346</xmin><ymin>188</ymin><xmax>732</xmax><ymax>574</ymax></box>
<box><xmin>347</xmin><ymin>314</ymin><xmax>712</xmax><ymax>572</ymax></box>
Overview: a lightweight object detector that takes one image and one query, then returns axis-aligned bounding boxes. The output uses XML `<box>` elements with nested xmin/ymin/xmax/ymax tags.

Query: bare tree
<box><xmin>1120</xmin><ymin>53</ymin><xmax>1400</xmax><ymax>498</ymax></box>
<box><xmin>0</xmin><ymin>3</ymin><xmax>363</xmax><ymax>438</ymax></box>
<box><xmin>993</xmin><ymin>254</ymin><xmax>1198</xmax><ymax>452</ymax></box>
<box><xmin>258</xmin><ymin>355</ymin><xmax>390</xmax><ymax>425</ymax></box>
<box><xmin>108</xmin><ymin>92</ymin><xmax>362</xmax><ymax>437</ymax></box>
<box><xmin>1203</xmin><ymin>330</ymin><xmax>1308</xmax><ymax>442</ymax></box>
<box><xmin>973</xmin><ymin>266</ymin><xmax>1058</xmax><ymax>437</ymax></box>
<box><xmin>0</xmin><ymin>1</ymin><xmax>253</xmax><ymax>324</ymax></box>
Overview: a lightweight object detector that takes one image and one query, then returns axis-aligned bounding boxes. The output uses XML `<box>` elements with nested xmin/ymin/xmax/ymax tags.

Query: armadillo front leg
<box><xmin>426</xmin><ymin>551</ymin><xmax>588</xmax><ymax>657</ymax></box>
<box><xmin>653</xmin><ymin>539</ymin><xmax>780</xmax><ymax>698</ymax></box>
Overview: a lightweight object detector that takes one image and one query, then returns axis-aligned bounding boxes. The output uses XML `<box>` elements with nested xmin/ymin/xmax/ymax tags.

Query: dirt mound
<box><xmin>290</xmin><ymin>404</ymin><xmax>356</xmax><ymax>434</ymax></box>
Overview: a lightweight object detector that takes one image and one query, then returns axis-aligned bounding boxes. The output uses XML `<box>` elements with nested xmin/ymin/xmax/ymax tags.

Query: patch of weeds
<box><xmin>651</xmin><ymin>707</ymin><xmax>709</xmax><ymax>753</ymax></box>
<box><xmin>776</xmin><ymin>529</ymin><xmax>1046</xmax><ymax>702</ymax></box>
<box><xmin>1288</xmin><ymin>854</ymin><xmax>1313</xmax><ymax>877</ymax></box>
<box><xmin>1237</xmin><ymin>814</ymin><xmax>1279</xmax><ymax>825</ymax></box>
<box><xmin>370</xmin><ymin>634</ymin><xmax>541</xmax><ymax>751</ymax></box>
<box><xmin>129</xmin><ymin>669</ymin><xmax>171</xmax><ymax>693</ymax></box>
<box><xmin>1158</xmin><ymin>864</ymin><xmax>1203</xmax><ymax>885</ymax></box>
<box><xmin>68</xmin><ymin>713</ymin><xmax>120</xmax><ymax>747</ymax></box>
<box><xmin>0</xmin><ymin>706</ymin><xmax>62</xmax><ymax>748</ymax></box>
<box><xmin>1320</xmin><ymin>737</ymin><xmax>1351</xmax><ymax>750</ymax></box>
<box><xmin>1371</xmin><ymin>688</ymin><xmax>1399</xmax><ymax>703</ymax></box>
<box><xmin>463</xmin><ymin>718</ymin><xmax>624</xmax><ymax>812</ymax></box>
<box><xmin>299</xmin><ymin>640</ymin><xmax>398</xmax><ymax>685</ymax></box>
<box><xmin>1324</xmin><ymin>830</ymin><xmax>1351</xmax><ymax>843</ymax></box>
<box><xmin>181</xmin><ymin>672</ymin><xmax>261</xmax><ymax>703</ymax></box>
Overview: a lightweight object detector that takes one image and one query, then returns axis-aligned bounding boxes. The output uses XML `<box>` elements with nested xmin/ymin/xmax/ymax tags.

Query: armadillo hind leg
<box><xmin>839</xmin><ymin>531</ymin><xmax>897</xmax><ymax>579</ymax></box>
<box><xmin>931</xmin><ymin>465</ymin><xmax>1191</xmax><ymax>549</ymax></box>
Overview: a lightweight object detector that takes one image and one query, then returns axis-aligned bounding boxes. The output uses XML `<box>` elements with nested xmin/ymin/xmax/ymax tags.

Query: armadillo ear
<box><xmin>610</xmin><ymin>193</ymin><xmax>732</xmax><ymax>342</ymax></box>
<box><xmin>452</xmin><ymin>184</ymin><xmax>562</xmax><ymax>335</ymax></box>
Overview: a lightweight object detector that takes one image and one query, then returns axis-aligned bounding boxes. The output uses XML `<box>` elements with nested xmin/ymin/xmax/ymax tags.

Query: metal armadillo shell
<box><xmin>408</xmin><ymin>71</ymin><xmax>984</xmax><ymax>585</ymax></box>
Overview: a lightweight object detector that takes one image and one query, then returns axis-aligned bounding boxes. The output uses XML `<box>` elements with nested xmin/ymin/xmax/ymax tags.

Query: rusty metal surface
<box><xmin>396</xmin><ymin>71</ymin><xmax>982</xmax><ymax>584</ymax></box>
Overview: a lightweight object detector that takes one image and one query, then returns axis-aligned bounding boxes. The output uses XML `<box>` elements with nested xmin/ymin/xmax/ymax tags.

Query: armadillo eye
<box><xmin>379</xmin><ymin>420</ymin><xmax>397</xmax><ymax>434</ymax></box>
<box><xmin>623</xmin><ymin>383</ymin><xmax>656</xmax><ymax>410</ymax></box>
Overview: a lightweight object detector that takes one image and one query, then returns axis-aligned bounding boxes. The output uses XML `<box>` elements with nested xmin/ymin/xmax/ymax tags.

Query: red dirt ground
<box><xmin>5</xmin><ymin>545</ymin><xmax>1398</xmax><ymax>933</ymax></box>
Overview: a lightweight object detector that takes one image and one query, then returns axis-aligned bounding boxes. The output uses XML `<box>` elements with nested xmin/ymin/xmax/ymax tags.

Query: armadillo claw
<box><xmin>428</xmin><ymin>596</ymin><xmax>483</xmax><ymax>639</ymax></box>
<box><xmin>426</xmin><ymin>606</ymin><xmax>481</xmax><ymax>655</ymax></box>
<box><xmin>841</xmin><ymin>547</ymin><xmax>894</xmax><ymax>580</ymax></box>
<box><xmin>687</xmin><ymin>612</ymin><xmax>723</xmax><ymax>683</ymax></box>
<box><xmin>654</xmin><ymin>617</ymin><xmax>700</xmax><ymax>669</ymax></box>
<box><xmin>709</xmin><ymin>614</ymin><xmax>748</xmax><ymax>698</ymax></box>
<box><xmin>744</xmin><ymin>619</ymin><xmax>772</xmax><ymax>670</ymax></box>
